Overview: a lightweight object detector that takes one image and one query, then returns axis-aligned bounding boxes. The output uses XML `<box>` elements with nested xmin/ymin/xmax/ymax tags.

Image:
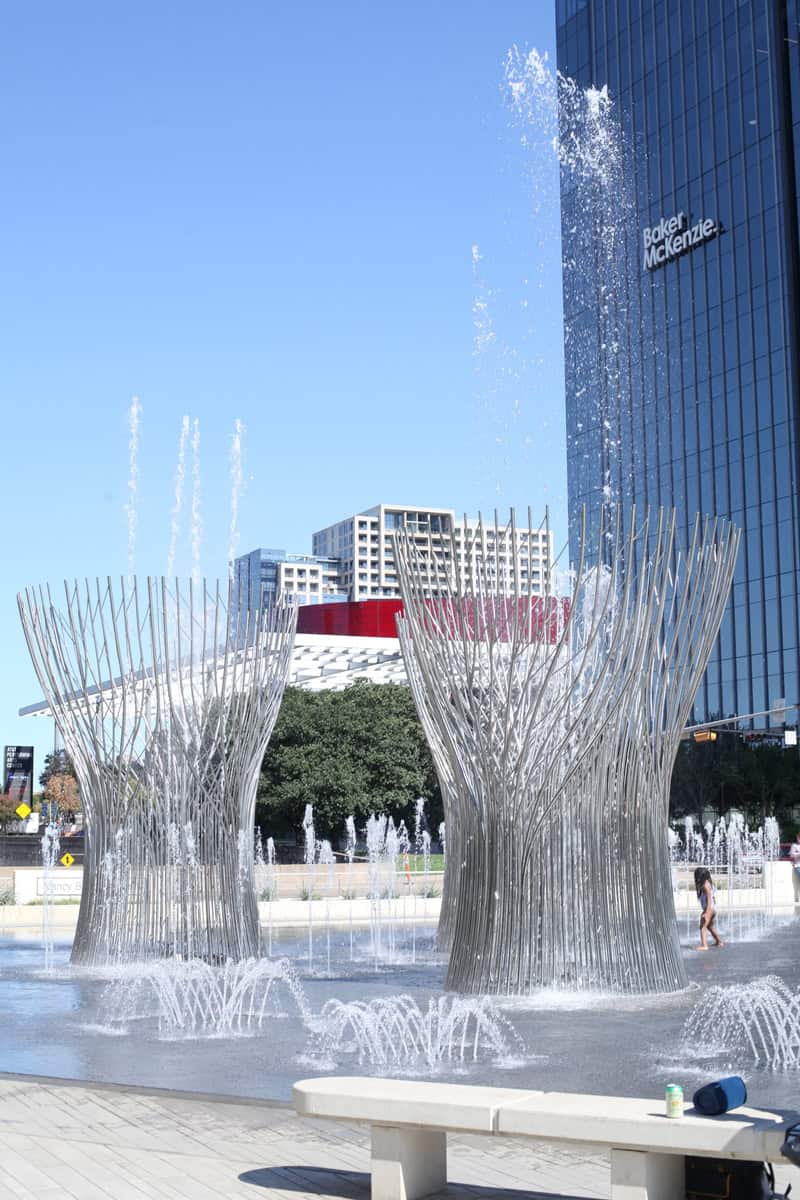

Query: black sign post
<box><xmin>3</xmin><ymin>745</ymin><xmax>34</xmax><ymax>809</ymax></box>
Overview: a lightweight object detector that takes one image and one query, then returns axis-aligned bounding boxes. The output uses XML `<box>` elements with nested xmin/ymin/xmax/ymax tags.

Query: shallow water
<box><xmin>1</xmin><ymin>914</ymin><xmax>798</xmax><ymax>1110</ymax></box>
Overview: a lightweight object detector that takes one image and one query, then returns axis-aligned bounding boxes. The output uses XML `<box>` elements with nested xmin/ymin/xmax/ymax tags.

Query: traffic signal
<box><xmin>694</xmin><ymin>729</ymin><xmax>718</xmax><ymax>743</ymax></box>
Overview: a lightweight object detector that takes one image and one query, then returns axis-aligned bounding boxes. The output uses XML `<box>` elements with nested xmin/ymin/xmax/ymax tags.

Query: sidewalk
<box><xmin>0</xmin><ymin>1073</ymin><xmax>610</xmax><ymax>1200</ymax></box>
<box><xmin>0</xmin><ymin>1073</ymin><xmax>797</xmax><ymax>1199</ymax></box>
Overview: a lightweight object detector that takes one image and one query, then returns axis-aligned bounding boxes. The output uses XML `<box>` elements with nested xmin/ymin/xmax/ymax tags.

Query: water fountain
<box><xmin>227</xmin><ymin>418</ymin><xmax>244</xmax><ymax>575</ymax></box>
<box><xmin>307</xmin><ymin>995</ymin><xmax>519</xmax><ymax>1070</ymax></box>
<box><xmin>18</xmin><ymin>577</ymin><xmax>296</xmax><ymax>965</ymax></box>
<box><xmin>318</xmin><ymin>839</ymin><xmax>336</xmax><ymax>976</ymax></box>
<box><xmin>125</xmin><ymin>397</ymin><xmax>141</xmax><ymax>580</ymax></box>
<box><xmin>683</xmin><ymin>976</ymin><xmax>800</xmax><ymax>1070</ymax></box>
<box><xmin>394</xmin><ymin>507</ymin><xmax>740</xmax><ymax>995</ymax></box>
<box><xmin>4</xmin><ymin>43</ymin><xmax>797</xmax><ymax>1115</ymax></box>
<box><xmin>671</xmin><ymin>815</ymin><xmax>781</xmax><ymax>877</ymax></box>
<box><xmin>398</xmin><ymin>624</ymin><xmax>460</xmax><ymax>953</ymax></box>
<box><xmin>40</xmin><ymin>821</ymin><xmax>61</xmax><ymax>972</ymax></box>
<box><xmin>365</xmin><ymin>813</ymin><xmax>392</xmax><ymax>966</ymax></box>
<box><xmin>303</xmin><ymin>802</ymin><xmax>316</xmax><ymax>968</ymax></box>
<box><xmin>345</xmin><ymin>815</ymin><xmax>357</xmax><ymax>958</ymax></box>
<box><xmin>190</xmin><ymin>419</ymin><xmax>202</xmax><ymax>585</ymax></box>
<box><xmin>167</xmin><ymin>415</ymin><xmax>190</xmax><ymax>579</ymax></box>
<box><xmin>104</xmin><ymin>956</ymin><xmax>309</xmax><ymax>1036</ymax></box>
<box><xmin>669</xmin><ymin>814</ymin><xmax>782</xmax><ymax>919</ymax></box>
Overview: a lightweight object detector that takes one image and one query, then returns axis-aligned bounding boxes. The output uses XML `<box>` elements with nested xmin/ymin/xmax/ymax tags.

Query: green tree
<box><xmin>257</xmin><ymin>681</ymin><xmax>442</xmax><ymax>843</ymax></box>
<box><xmin>669</xmin><ymin>738</ymin><xmax>723</xmax><ymax>820</ymax></box>
<box><xmin>670</xmin><ymin>734</ymin><xmax>800</xmax><ymax>834</ymax></box>
<box><xmin>0</xmin><ymin>794</ymin><xmax>18</xmax><ymax>831</ymax></box>
<box><xmin>39</xmin><ymin>751</ymin><xmax>76</xmax><ymax>789</ymax></box>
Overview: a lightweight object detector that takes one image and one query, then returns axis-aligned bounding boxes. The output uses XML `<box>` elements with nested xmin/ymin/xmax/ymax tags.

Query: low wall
<box><xmin>672</xmin><ymin>861</ymin><xmax>795</xmax><ymax>911</ymax></box>
<box><xmin>0</xmin><ymin>895</ymin><xmax>441</xmax><ymax>930</ymax></box>
<box><xmin>763</xmin><ymin>860</ymin><xmax>796</xmax><ymax>905</ymax></box>
<box><xmin>0</xmin><ymin>905</ymin><xmax>80</xmax><ymax>929</ymax></box>
<box><xmin>257</xmin><ymin>895</ymin><xmax>441</xmax><ymax>927</ymax></box>
<box><xmin>9</xmin><ymin>863</ymin><xmax>443</xmax><ymax>904</ymax></box>
<box><xmin>254</xmin><ymin>862</ymin><xmax>442</xmax><ymax>899</ymax></box>
<box><xmin>2</xmin><ymin>861</ymin><xmax>794</xmax><ymax>932</ymax></box>
<box><xmin>13</xmin><ymin>870</ymin><xmax>82</xmax><ymax>905</ymax></box>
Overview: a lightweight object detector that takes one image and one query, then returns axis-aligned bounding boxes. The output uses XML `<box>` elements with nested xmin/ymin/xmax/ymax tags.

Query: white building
<box><xmin>311</xmin><ymin>504</ymin><xmax>553</xmax><ymax>600</ymax></box>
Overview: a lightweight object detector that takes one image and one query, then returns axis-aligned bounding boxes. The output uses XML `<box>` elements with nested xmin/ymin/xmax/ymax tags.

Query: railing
<box><xmin>254</xmin><ymin>863</ymin><xmax>445</xmax><ymax>901</ymax></box>
<box><xmin>671</xmin><ymin>861</ymin><xmax>768</xmax><ymax>892</ymax></box>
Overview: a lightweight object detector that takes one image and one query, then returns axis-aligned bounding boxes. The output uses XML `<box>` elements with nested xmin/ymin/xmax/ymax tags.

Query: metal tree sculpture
<box><xmin>18</xmin><ymin>578</ymin><xmax>296</xmax><ymax>966</ymax></box>
<box><xmin>394</xmin><ymin>508</ymin><xmax>739</xmax><ymax>995</ymax></box>
<box><xmin>396</xmin><ymin>620</ymin><xmax>459</xmax><ymax>951</ymax></box>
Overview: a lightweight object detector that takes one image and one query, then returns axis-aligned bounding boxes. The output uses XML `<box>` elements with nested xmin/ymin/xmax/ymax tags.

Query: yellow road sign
<box><xmin>14</xmin><ymin>803</ymin><xmax>32</xmax><ymax>820</ymax></box>
<box><xmin>60</xmin><ymin>852</ymin><xmax>75</xmax><ymax>868</ymax></box>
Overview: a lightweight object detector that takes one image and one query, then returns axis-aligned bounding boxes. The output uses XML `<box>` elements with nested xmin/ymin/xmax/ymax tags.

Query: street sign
<box><xmin>59</xmin><ymin>853</ymin><xmax>75</xmax><ymax>868</ymax></box>
<box><xmin>785</xmin><ymin>729</ymin><xmax>798</xmax><ymax>747</ymax></box>
<box><xmin>4</xmin><ymin>746</ymin><xmax>34</xmax><ymax>810</ymax></box>
<box><xmin>14</xmin><ymin>802</ymin><xmax>32</xmax><ymax>820</ymax></box>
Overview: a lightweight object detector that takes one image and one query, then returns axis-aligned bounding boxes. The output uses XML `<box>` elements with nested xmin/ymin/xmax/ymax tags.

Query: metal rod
<box><xmin>393</xmin><ymin>507</ymin><xmax>740</xmax><ymax>995</ymax></box>
<box><xmin>17</xmin><ymin>577</ymin><xmax>297</xmax><ymax>966</ymax></box>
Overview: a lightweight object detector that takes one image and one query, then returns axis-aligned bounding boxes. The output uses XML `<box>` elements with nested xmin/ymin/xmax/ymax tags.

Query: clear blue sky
<box><xmin>0</xmin><ymin>1</ymin><xmax>565</xmax><ymax>777</ymax></box>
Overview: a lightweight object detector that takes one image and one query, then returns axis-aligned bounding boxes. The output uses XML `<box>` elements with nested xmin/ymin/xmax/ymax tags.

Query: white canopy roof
<box><xmin>20</xmin><ymin>633</ymin><xmax>406</xmax><ymax>718</ymax></box>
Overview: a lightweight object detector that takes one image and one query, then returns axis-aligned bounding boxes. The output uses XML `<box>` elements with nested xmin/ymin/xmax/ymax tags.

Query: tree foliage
<box><xmin>44</xmin><ymin>773</ymin><xmax>81</xmax><ymax>818</ymax></box>
<box><xmin>0</xmin><ymin>795</ymin><xmax>18</xmax><ymax>831</ymax></box>
<box><xmin>39</xmin><ymin>751</ymin><xmax>76</xmax><ymax>789</ymax></box>
<box><xmin>257</xmin><ymin>681</ymin><xmax>442</xmax><ymax>843</ymax></box>
<box><xmin>670</xmin><ymin>737</ymin><xmax>800</xmax><ymax>835</ymax></box>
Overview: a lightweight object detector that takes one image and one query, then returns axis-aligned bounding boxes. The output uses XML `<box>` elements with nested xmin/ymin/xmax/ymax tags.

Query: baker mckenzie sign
<box><xmin>642</xmin><ymin>212</ymin><xmax>718</xmax><ymax>271</ymax></box>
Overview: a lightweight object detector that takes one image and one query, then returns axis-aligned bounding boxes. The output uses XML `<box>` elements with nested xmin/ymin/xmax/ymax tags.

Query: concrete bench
<box><xmin>293</xmin><ymin>1076</ymin><xmax>792</xmax><ymax>1200</ymax></box>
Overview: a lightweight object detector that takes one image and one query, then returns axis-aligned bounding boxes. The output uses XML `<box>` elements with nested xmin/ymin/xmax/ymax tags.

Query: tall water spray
<box><xmin>228</xmin><ymin>418</ymin><xmax>244</xmax><ymax>578</ymax></box>
<box><xmin>365</xmin><ymin>813</ymin><xmax>389</xmax><ymax>966</ymax></box>
<box><xmin>471</xmin><ymin>242</ymin><xmax>512</xmax><ymax>498</ymax></box>
<box><xmin>318</xmin><ymin>839</ymin><xmax>336</xmax><ymax>975</ymax></box>
<box><xmin>41</xmin><ymin>821</ymin><xmax>61</xmax><ymax>972</ymax></box>
<box><xmin>471</xmin><ymin>245</ymin><xmax>498</xmax><ymax>371</ymax></box>
<box><xmin>345</xmin><ymin>815</ymin><xmax>357</xmax><ymax>958</ymax></box>
<box><xmin>504</xmin><ymin>46</ymin><xmax>639</xmax><ymax>543</ymax></box>
<box><xmin>264</xmin><ymin>835</ymin><xmax>277</xmax><ymax>954</ymax></box>
<box><xmin>125</xmin><ymin>397</ymin><xmax>142</xmax><ymax>579</ymax></box>
<box><xmin>167</xmin><ymin>415</ymin><xmax>190</xmax><ymax>578</ymax></box>
<box><xmin>303</xmin><ymin>804</ymin><xmax>316</xmax><ymax>968</ymax></box>
<box><xmin>191</xmin><ymin>418</ymin><xmax>202</xmax><ymax>585</ymax></box>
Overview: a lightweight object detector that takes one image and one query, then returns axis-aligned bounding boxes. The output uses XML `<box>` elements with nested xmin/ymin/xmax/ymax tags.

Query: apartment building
<box><xmin>311</xmin><ymin>504</ymin><xmax>553</xmax><ymax>600</ymax></box>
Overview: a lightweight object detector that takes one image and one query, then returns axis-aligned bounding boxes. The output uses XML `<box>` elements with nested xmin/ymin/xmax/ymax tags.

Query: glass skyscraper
<box><xmin>557</xmin><ymin>0</ymin><xmax>800</xmax><ymax>729</ymax></box>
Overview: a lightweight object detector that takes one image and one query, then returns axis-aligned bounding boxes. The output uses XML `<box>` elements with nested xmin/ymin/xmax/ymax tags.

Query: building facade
<box><xmin>312</xmin><ymin>503</ymin><xmax>553</xmax><ymax>600</ymax></box>
<box><xmin>557</xmin><ymin>0</ymin><xmax>800</xmax><ymax>729</ymax></box>
<box><xmin>235</xmin><ymin>506</ymin><xmax>554</xmax><ymax>630</ymax></box>
<box><xmin>233</xmin><ymin>548</ymin><xmax>347</xmax><ymax>612</ymax></box>
<box><xmin>312</xmin><ymin>505</ymin><xmax>455</xmax><ymax>599</ymax></box>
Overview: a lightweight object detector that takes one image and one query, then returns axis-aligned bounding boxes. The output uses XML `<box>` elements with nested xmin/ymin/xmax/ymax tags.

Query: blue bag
<box><xmin>692</xmin><ymin>1075</ymin><xmax>747</xmax><ymax>1115</ymax></box>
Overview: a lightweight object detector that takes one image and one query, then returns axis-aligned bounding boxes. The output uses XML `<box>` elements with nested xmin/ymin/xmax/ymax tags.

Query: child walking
<box><xmin>694</xmin><ymin>867</ymin><xmax>723</xmax><ymax>950</ymax></box>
